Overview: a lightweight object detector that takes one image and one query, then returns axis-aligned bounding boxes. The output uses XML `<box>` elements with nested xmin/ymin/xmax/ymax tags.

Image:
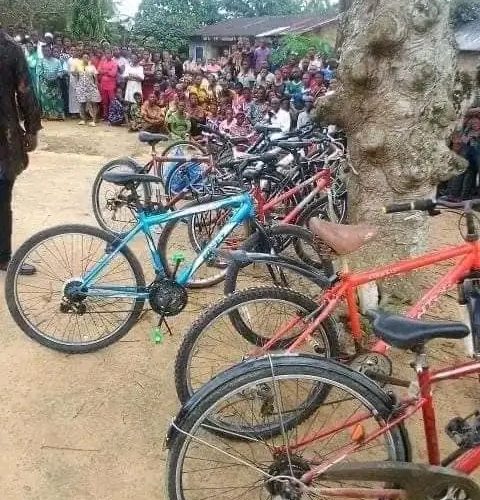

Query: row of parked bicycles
<box><xmin>6</xmin><ymin>122</ymin><xmax>480</xmax><ymax>498</ymax></box>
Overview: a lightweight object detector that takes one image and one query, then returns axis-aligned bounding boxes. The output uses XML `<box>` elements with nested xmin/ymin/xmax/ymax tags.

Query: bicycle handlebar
<box><xmin>384</xmin><ymin>199</ymin><xmax>436</xmax><ymax>213</ymax></box>
<box><xmin>384</xmin><ymin>198</ymin><xmax>480</xmax><ymax>214</ymax></box>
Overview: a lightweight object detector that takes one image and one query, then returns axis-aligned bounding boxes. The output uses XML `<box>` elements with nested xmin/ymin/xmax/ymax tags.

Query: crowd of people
<box><xmin>16</xmin><ymin>31</ymin><xmax>336</xmax><ymax>137</ymax></box>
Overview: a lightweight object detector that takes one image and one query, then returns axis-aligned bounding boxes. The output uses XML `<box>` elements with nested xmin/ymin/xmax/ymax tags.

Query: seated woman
<box><xmin>108</xmin><ymin>87</ymin><xmax>126</xmax><ymax>126</ymax></box>
<box><xmin>166</xmin><ymin>101</ymin><xmax>191</xmax><ymax>139</ymax></box>
<box><xmin>128</xmin><ymin>92</ymin><xmax>143</xmax><ymax>132</ymax></box>
<box><xmin>141</xmin><ymin>93</ymin><xmax>166</xmax><ymax>132</ymax></box>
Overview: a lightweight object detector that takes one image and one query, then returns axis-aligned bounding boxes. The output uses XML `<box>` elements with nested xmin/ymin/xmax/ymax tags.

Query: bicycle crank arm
<box><xmin>314</xmin><ymin>461</ymin><xmax>480</xmax><ymax>500</ymax></box>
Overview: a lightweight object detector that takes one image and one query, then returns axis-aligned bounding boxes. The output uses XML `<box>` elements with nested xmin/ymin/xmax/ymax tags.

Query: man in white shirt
<box><xmin>297</xmin><ymin>95</ymin><xmax>314</xmax><ymax>129</ymax></box>
<box><xmin>268</xmin><ymin>97</ymin><xmax>291</xmax><ymax>138</ymax></box>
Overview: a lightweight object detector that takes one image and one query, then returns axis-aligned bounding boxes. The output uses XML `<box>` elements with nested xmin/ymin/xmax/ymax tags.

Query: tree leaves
<box><xmin>450</xmin><ymin>0</ymin><xmax>480</xmax><ymax>27</ymax></box>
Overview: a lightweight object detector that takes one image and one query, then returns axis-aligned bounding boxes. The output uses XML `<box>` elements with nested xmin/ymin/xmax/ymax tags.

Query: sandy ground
<box><xmin>0</xmin><ymin>120</ymin><xmax>479</xmax><ymax>499</ymax></box>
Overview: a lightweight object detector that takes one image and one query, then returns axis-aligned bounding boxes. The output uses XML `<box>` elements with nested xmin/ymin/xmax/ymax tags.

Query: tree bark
<box><xmin>318</xmin><ymin>0</ymin><xmax>466</xmax><ymax>303</ymax></box>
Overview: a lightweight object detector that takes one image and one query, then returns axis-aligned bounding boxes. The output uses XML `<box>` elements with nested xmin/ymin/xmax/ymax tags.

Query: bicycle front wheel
<box><xmin>157</xmin><ymin>195</ymin><xmax>252</xmax><ymax>288</ymax></box>
<box><xmin>166</xmin><ymin>355</ymin><xmax>410</xmax><ymax>500</ymax></box>
<box><xmin>5</xmin><ymin>224</ymin><xmax>146</xmax><ymax>353</ymax></box>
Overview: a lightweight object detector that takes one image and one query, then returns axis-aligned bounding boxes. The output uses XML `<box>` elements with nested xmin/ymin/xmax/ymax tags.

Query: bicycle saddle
<box><xmin>273</xmin><ymin>140</ymin><xmax>311</xmax><ymax>150</ymax></box>
<box><xmin>102</xmin><ymin>170</ymin><xmax>163</xmax><ymax>185</ymax></box>
<box><xmin>368</xmin><ymin>310</ymin><xmax>470</xmax><ymax>349</ymax></box>
<box><xmin>309</xmin><ymin>218</ymin><xmax>377</xmax><ymax>255</ymax></box>
<box><xmin>254</xmin><ymin>124</ymin><xmax>282</xmax><ymax>134</ymax></box>
<box><xmin>138</xmin><ymin>131</ymin><xmax>169</xmax><ymax>145</ymax></box>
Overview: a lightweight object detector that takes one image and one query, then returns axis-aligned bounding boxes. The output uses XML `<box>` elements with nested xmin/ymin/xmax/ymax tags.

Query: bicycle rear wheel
<box><xmin>5</xmin><ymin>224</ymin><xmax>146</xmax><ymax>353</ymax></box>
<box><xmin>223</xmin><ymin>224</ymin><xmax>333</xmax><ymax>295</ymax></box>
<box><xmin>174</xmin><ymin>286</ymin><xmax>340</xmax><ymax>403</ymax></box>
<box><xmin>166</xmin><ymin>354</ymin><xmax>410</xmax><ymax>500</ymax></box>
<box><xmin>92</xmin><ymin>159</ymin><xmax>152</xmax><ymax>235</ymax></box>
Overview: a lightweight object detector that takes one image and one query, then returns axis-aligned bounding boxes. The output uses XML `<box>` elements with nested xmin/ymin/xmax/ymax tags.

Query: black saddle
<box><xmin>274</xmin><ymin>140</ymin><xmax>311</xmax><ymax>150</ymax></box>
<box><xmin>368</xmin><ymin>310</ymin><xmax>469</xmax><ymax>349</ymax></box>
<box><xmin>138</xmin><ymin>131</ymin><xmax>169</xmax><ymax>145</ymax></box>
<box><xmin>102</xmin><ymin>170</ymin><xmax>163</xmax><ymax>185</ymax></box>
<box><xmin>254</xmin><ymin>124</ymin><xmax>282</xmax><ymax>134</ymax></box>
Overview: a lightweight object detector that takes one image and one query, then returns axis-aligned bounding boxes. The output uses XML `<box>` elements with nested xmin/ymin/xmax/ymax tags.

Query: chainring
<box><xmin>148</xmin><ymin>278</ymin><xmax>188</xmax><ymax>316</ymax></box>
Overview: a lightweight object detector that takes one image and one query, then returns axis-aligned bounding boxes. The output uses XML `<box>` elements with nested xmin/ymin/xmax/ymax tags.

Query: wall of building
<box><xmin>458</xmin><ymin>51</ymin><xmax>479</xmax><ymax>78</ymax></box>
<box><xmin>311</xmin><ymin>23</ymin><xmax>338</xmax><ymax>47</ymax></box>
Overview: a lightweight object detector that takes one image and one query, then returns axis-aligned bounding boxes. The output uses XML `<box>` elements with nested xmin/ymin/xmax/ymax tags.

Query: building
<box><xmin>189</xmin><ymin>13</ymin><xmax>339</xmax><ymax>62</ymax></box>
<box><xmin>456</xmin><ymin>19</ymin><xmax>480</xmax><ymax>77</ymax></box>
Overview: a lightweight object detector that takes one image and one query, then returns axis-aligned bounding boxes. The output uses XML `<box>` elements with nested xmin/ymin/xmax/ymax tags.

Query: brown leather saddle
<box><xmin>309</xmin><ymin>218</ymin><xmax>378</xmax><ymax>256</ymax></box>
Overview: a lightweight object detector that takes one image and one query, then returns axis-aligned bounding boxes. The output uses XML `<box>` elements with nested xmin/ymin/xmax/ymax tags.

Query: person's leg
<box><xmin>88</xmin><ymin>102</ymin><xmax>99</xmax><ymax>126</ymax></box>
<box><xmin>79</xmin><ymin>102</ymin><xmax>87</xmax><ymax>124</ymax></box>
<box><xmin>0</xmin><ymin>178</ymin><xmax>14</xmax><ymax>265</ymax></box>
<box><xmin>106</xmin><ymin>88</ymin><xmax>115</xmax><ymax>121</ymax></box>
<box><xmin>0</xmin><ymin>178</ymin><xmax>36</xmax><ymax>274</ymax></box>
<box><xmin>100</xmin><ymin>86</ymin><xmax>108</xmax><ymax>120</ymax></box>
<box><xmin>461</xmin><ymin>146</ymin><xmax>479</xmax><ymax>200</ymax></box>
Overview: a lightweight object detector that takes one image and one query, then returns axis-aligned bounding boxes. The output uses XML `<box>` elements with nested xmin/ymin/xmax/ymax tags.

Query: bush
<box><xmin>271</xmin><ymin>34</ymin><xmax>334</xmax><ymax>66</ymax></box>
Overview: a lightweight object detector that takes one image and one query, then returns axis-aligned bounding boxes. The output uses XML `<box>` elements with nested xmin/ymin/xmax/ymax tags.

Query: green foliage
<box><xmin>0</xmin><ymin>0</ymin><xmax>73</xmax><ymax>31</ymax></box>
<box><xmin>133</xmin><ymin>0</ymin><xmax>220</xmax><ymax>53</ymax></box>
<box><xmin>220</xmin><ymin>0</ymin><xmax>337</xmax><ymax>17</ymax></box>
<box><xmin>271</xmin><ymin>34</ymin><xmax>333</xmax><ymax>65</ymax></box>
<box><xmin>450</xmin><ymin>0</ymin><xmax>480</xmax><ymax>27</ymax></box>
<box><xmin>71</xmin><ymin>0</ymin><xmax>114</xmax><ymax>40</ymax></box>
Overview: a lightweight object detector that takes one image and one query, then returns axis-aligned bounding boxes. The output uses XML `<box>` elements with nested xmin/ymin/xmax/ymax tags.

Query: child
<box><xmin>108</xmin><ymin>87</ymin><xmax>126</xmax><ymax>126</ymax></box>
<box><xmin>128</xmin><ymin>92</ymin><xmax>143</xmax><ymax>132</ymax></box>
<box><xmin>166</xmin><ymin>101</ymin><xmax>191</xmax><ymax>139</ymax></box>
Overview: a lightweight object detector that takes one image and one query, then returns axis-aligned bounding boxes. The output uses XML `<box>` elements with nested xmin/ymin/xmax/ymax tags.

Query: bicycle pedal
<box><xmin>446</xmin><ymin>411</ymin><xmax>480</xmax><ymax>448</ymax></box>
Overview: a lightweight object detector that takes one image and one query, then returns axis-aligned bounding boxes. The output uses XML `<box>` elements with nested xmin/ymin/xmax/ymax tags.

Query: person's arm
<box><xmin>107</xmin><ymin>62</ymin><xmax>118</xmax><ymax>78</ymax></box>
<box><xmin>13</xmin><ymin>43</ymin><xmax>42</xmax><ymax>149</ymax></box>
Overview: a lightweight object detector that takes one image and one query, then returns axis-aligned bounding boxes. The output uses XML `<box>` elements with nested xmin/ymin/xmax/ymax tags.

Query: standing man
<box><xmin>0</xmin><ymin>28</ymin><xmax>42</xmax><ymax>274</ymax></box>
<box><xmin>253</xmin><ymin>39</ymin><xmax>271</xmax><ymax>73</ymax></box>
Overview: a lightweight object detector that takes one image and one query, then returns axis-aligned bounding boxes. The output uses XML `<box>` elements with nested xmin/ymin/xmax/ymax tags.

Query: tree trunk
<box><xmin>318</xmin><ymin>0</ymin><xmax>466</xmax><ymax>303</ymax></box>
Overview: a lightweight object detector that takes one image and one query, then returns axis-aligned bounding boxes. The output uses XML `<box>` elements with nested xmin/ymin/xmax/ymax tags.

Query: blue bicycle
<box><xmin>5</xmin><ymin>170</ymin><xmax>255</xmax><ymax>353</ymax></box>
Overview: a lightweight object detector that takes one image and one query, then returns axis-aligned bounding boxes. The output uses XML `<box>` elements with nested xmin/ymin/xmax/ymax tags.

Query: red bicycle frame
<box><xmin>257</xmin><ymin>236</ymin><xmax>480</xmax><ymax>478</ymax></box>
<box><xmin>252</xmin><ymin>168</ymin><xmax>332</xmax><ymax>224</ymax></box>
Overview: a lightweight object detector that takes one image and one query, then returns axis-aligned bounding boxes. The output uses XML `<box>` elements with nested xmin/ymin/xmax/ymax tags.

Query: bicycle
<box><xmin>165</xmin><ymin>307</ymin><xmax>480</xmax><ymax>499</ymax></box>
<box><xmin>91</xmin><ymin>131</ymin><xmax>212</xmax><ymax>234</ymax></box>
<box><xmin>5</xmin><ymin>185</ymin><xmax>259</xmax><ymax>353</ymax></box>
<box><xmin>172</xmin><ymin>198</ymin><xmax>480</xmax><ymax>403</ymax></box>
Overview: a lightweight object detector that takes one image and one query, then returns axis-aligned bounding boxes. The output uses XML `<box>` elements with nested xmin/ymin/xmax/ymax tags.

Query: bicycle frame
<box><xmin>254</xmin><ymin>236</ymin><xmax>480</xmax><ymax>480</ymax></box>
<box><xmin>81</xmin><ymin>192</ymin><xmax>254</xmax><ymax>295</ymax></box>
<box><xmin>253</xmin><ymin>168</ymin><xmax>333</xmax><ymax>224</ymax></box>
<box><xmin>254</xmin><ymin>240</ymin><xmax>480</xmax><ymax>356</ymax></box>
<box><xmin>282</xmin><ymin>355</ymin><xmax>480</xmax><ymax>488</ymax></box>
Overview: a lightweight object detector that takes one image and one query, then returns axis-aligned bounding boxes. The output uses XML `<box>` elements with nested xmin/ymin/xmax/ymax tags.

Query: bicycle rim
<box><xmin>169</xmin><ymin>363</ymin><xmax>404</xmax><ymax>499</ymax></box>
<box><xmin>11</xmin><ymin>230</ymin><xmax>142</xmax><ymax>348</ymax></box>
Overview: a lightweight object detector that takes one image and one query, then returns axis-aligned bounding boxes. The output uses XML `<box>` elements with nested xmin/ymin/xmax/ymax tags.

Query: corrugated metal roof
<box><xmin>194</xmin><ymin>14</ymin><xmax>339</xmax><ymax>38</ymax></box>
<box><xmin>456</xmin><ymin>19</ymin><xmax>480</xmax><ymax>52</ymax></box>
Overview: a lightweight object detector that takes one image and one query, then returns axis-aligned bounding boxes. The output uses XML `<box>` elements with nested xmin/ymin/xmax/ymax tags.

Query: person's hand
<box><xmin>25</xmin><ymin>133</ymin><xmax>38</xmax><ymax>152</ymax></box>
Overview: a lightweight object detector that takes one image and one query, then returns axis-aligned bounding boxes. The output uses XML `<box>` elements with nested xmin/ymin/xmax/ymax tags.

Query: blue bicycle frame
<box><xmin>80</xmin><ymin>192</ymin><xmax>255</xmax><ymax>299</ymax></box>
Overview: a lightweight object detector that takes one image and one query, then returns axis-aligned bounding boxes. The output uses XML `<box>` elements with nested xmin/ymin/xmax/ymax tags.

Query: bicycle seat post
<box><xmin>464</xmin><ymin>201</ymin><xmax>478</xmax><ymax>242</ymax></box>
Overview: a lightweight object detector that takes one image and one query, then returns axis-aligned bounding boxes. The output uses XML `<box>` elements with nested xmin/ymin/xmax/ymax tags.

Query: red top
<box><xmin>98</xmin><ymin>58</ymin><xmax>118</xmax><ymax>90</ymax></box>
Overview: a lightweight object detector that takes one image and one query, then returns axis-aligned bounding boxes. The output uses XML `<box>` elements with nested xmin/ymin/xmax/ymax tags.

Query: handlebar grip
<box><xmin>384</xmin><ymin>199</ymin><xmax>436</xmax><ymax>214</ymax></box>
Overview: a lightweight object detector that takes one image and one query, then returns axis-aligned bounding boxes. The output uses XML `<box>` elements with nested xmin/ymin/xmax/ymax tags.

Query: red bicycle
<box><xmin>165</xmin><ymin>198</ymin><xmax>480</xmax><ymax>499</ymax></box>
<box><xmin>173</xmin><ymin>198</ymin><xmax>480</xmax><ymax>400</ymax></box>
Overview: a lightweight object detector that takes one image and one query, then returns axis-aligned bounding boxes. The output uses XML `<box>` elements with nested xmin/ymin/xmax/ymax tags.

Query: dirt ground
<box><xmin>0</xmin><ymin>121</ymin><xmax>479</xmax><ymax>499</ymax></box>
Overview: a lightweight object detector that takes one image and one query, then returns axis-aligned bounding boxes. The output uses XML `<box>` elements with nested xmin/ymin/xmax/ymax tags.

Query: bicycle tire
<box><xmin>5</xmin><ymin>224</ymin><xmax>146</xmax><ymax>353</ymax></box>
<box><xmin>159</xmin><ymin>140</ymin><xmax>207</xmax><ymax>181</ymax></box>
<box><xmin>223</xmin><ymin>224</ymin><xmax>334</xmax><ymax>295</ymax></box>
<box><xmin>174</xmin><ymin>285</ymin><xmax>340</xmax><ymax>403</ymax></box>
<box><xmin>91</xmin><ymin>158</ymin><xmax>152</xmax><ymax>234</ymax></box>
<box><xmin>166</xmin><ymin>354</ymin><xmax>410</xmax><ymax>500</ymax></box>
<box><xmin>157</xmin><ymin>195</ymin><xmax>252</xmax><ymax>289</ymax></box>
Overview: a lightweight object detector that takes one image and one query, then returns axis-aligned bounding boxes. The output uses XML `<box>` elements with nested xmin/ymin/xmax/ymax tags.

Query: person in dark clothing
<box><xmin>0</xmin><ymin>29</ymin><xmax>42</xmax><ymax>274</ymax></box>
